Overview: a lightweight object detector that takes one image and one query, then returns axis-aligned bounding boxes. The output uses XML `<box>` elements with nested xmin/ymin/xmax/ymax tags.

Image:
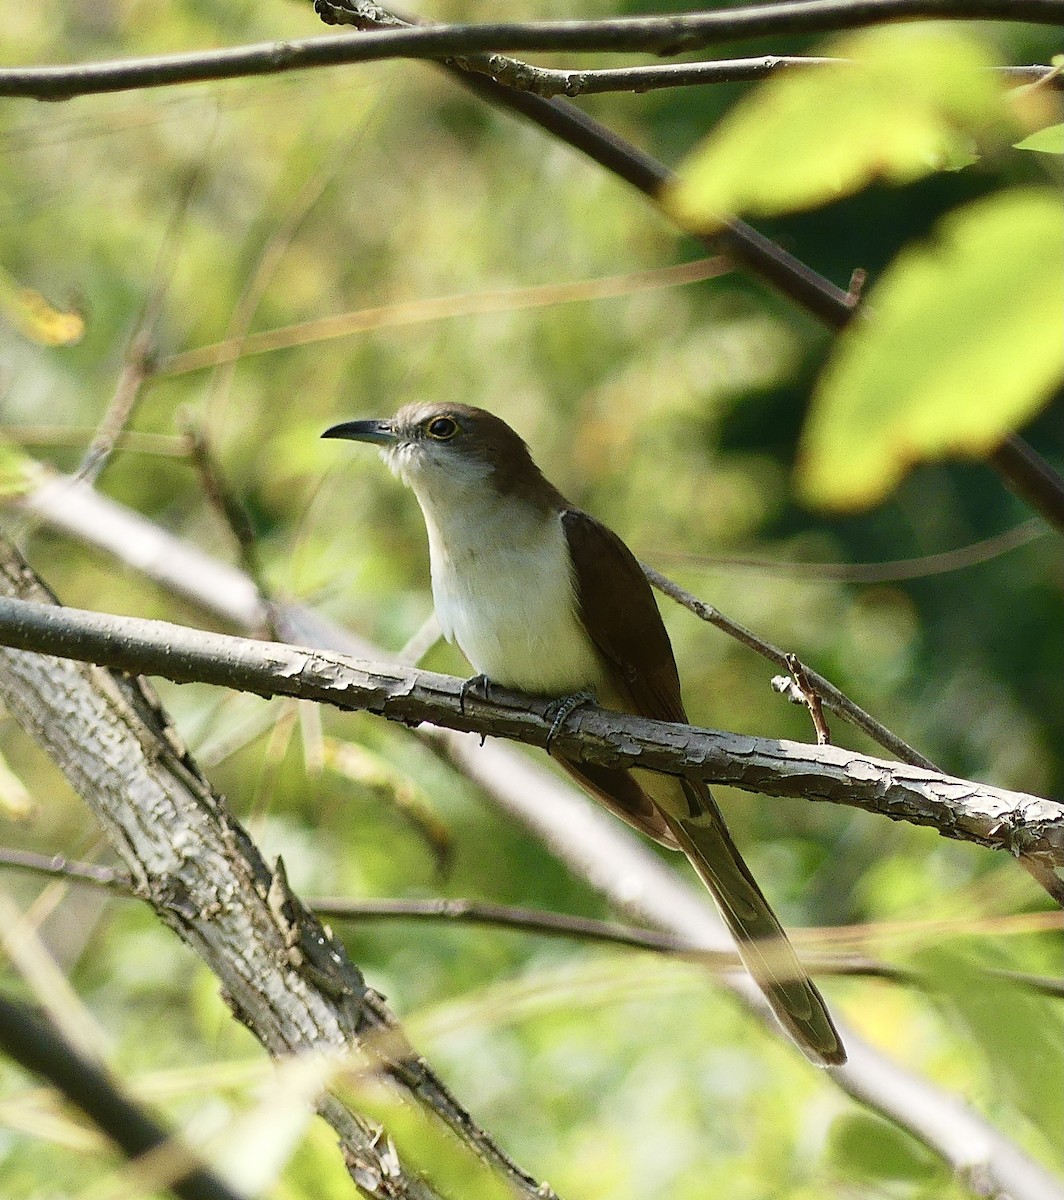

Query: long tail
<box><xmin>665</xmin><ymin>782</ymin><xmax>845</xmax><ymax>1067</ymax></box>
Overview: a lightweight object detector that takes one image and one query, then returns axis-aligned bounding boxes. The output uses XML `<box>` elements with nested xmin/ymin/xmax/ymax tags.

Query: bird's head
<box><xmin>322</xmin><ymin>403</ymin><xmax>556</xmax><ymax>508</ymax></box>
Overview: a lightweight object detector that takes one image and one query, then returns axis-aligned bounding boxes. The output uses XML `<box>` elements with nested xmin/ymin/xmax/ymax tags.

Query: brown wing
<box><xmin>559</xmin><ymin>512</ymin><xmax>845</xmax><ymax>1064</ymax></box>
<box><xmin>552</xmin><ymin>508</ymin><xmax>684</xmax><ymax>847</ymax></box>
<box><xmin>560</xmin><ymin>508</ymin><xmax>687</xmax><ymax>724</ymax></box>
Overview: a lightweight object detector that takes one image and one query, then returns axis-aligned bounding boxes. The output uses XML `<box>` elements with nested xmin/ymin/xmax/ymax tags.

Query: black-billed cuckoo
<box><xmin>323</xmin><ymin>403</ymin><xmax>844</xmax><ymax>1066</ymax></box>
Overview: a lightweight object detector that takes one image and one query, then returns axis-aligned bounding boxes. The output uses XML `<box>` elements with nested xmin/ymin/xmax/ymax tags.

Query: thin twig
<box><xmin>2</xmin><ymin>2</ymin><xmax>1062</xmax><ymax>100</ymax></box>
<box><xmin>779</xmin><ymin>653</ymin><xmax>832</xmax><ymax>745</ymax></box>
<box><xmin>5</xmin><ymin>848</ymin><xmax>1062</xmax><ymax>996</ymax></box>
<box><xmin>179</xmin><ymin>415</ymin><xmax>274</xmax><ymax>636</ymax></box>
<box><xmin>455</xmin><ymin>54</ymin><xmax>1064</xmax><ymax>99</ymax></box>
<box><xmin>453</xmin><ymin>53</ymin><xmax>838</xmax><ymax>97</ymax></box>
<box><xmin>642</xmin><ymin>562</ymin><xmax>937</xmax><ymax>769</ymax></box>
<box><xmin>74</xmin><ymin>335</ymin><xmax>157</xmax><ymax>487</ymax></box>
<box><xmin>651</xmin><ymin>519</ymin><xmax>1046</xmax><ymax>583</ymax></box>
<box><xmin>157</xmin><ymin>257</ymin><xmax>729</xmax><ymax>376</ymax></box>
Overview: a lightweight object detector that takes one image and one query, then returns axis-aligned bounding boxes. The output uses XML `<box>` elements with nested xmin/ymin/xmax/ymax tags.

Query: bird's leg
<box><xmin>544</xmin><ymin>689</ymin><xmax>597</xmax><ymax>753</ymax></box>
<box><xmin>459</xmin><ymin>673</ymin><xmax>493</xmax><ymax>716</ymax></box>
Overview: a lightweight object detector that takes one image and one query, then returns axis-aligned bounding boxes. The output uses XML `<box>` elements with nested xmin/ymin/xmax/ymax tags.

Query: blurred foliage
<box><xmin>799</xmin><ymin>187</ymin><xmax>1064</xmax><ymax>508</ymax></box>
<box><xmin>666</xmin><ymin>27</ymin><xmax>1021</xmax><ymax>227</ymax></box>
<box><xmin>0</xmin><ymin>2</ymin><xmax>1062</xmax><ymax>1198</ymax></box>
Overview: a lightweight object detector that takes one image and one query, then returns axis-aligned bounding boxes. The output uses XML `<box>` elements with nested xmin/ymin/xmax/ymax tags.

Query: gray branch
<box><xmin>452</xmin><ymin>55</ymin><xmax>1059</xmax><ymax>99</ymax></box>
<box><xmin>0</xmin><ymin>592</ymin><xmax>1059</xmax><ymax>870</ymax></box>
<box><xmin>0</xmin><ymin>1</ymin><xmax>1061</xmax><ymax>99</ymax></box>
<box><xmin>0</xmin><ymin>541</ymin><xmax>556</xmax><ymax>1200</ymax></box>
<box><xmin>13</xmin><ymin>474</ymin><xmax>1064</xmax><ymax>1200</ymax></box>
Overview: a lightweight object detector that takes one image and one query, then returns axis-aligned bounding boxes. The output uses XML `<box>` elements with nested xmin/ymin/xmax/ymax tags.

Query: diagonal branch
<box><xmin>13</xmin><ymin>478</ymin><xmax>1064</xmax><ymax>1200</ymax></box>
<box><xmin>0</xmin><ymin>593</ymin><xmax>1059</xmax><ymax>869</ymax></box>
<box><xmin>0</xmin><ymin>992</ymin><xmax>246</xmax><ymax>1200</ymax></box>
<box><xmin>0</xmin><ymin>542</ymin><xmax>556</xmax><ymax>1200</ymax></box>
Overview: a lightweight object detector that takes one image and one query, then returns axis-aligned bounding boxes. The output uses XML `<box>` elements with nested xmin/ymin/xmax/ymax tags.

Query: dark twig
<box><xmin>5</xmin><ymin>847</ymin><xmax>1062</xmax><ymax>998</ymax></box>
<box><xmin>642</xmin><ymin>563</ymin><xmax>936</xmax><ymax>769</ymax></box>
<box><xmin>452</xmin><ymin>53</ymin><xmax>839</xmax><ymax>98</ymax></box>
<box><xmin>2</xmin><ymin>2</ymin><xmax>1062</xmax><ymax>100</ymax></box>
<box><xmin>179</xmin><ymin>414</ymin><xmax>276</xmax><ymax>638</ymax></box>
<box><xmin>452</xmin><ymin>55</ymin><xmax>1064</xmax><ymax>99</ymax></box>
<box><xmin>74</xmin><ymin>334</ymin><xmax>157</xmax><ymax>487</ymax></box>
<box><xmin>0</xmin><ymin>845</ymin><xmax>131</xmax><ymax>890</ymax></box>
<box><xmin>0</xmin><ymin>992</ymin><xmax>246</xmax><ymax>1200</ymax></box>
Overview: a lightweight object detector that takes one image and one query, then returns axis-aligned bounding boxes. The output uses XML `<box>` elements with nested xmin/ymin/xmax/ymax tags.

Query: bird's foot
<box><xmin>544</xmin><ymin>689</ymin><xmax>596</xmax><ymax>753</ymax></box>
<box><xmin>459</xmin><ymin>673</ymin><xmax>493</xmax><ymax>716</ymax></box>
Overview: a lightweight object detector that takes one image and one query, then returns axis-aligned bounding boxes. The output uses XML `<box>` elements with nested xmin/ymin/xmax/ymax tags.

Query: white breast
<box><xmin>416</xmin><ymin>493</ymin><xmax>604</xmax><ymax>696</ymax></box>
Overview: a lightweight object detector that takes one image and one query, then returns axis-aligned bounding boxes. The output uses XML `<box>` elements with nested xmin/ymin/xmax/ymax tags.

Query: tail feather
<box><xmin>666</xmin><ymin>783</ymin><xmax>845</xmax><ymax>1067</ymax></box>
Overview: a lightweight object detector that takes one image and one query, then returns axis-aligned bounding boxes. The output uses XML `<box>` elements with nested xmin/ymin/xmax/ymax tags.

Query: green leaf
<box><xmin>826</xmin><ymin>1112</ymin><xmax>944</xmax><ymax>1185</ymax></box>
<box><xmin>1015</xmin><ymin>123</ymin><xmax>1064</xmax><ymax>155</ymax></box>
<box><xmin>665</xmin><ymin>27</ymin><xmax>1010</xmax><ymax>230</ymax></box>
<box><xmin>797</xmin><ymin>189</ymin><xmax>1064</xmax><ymax>509</ymax></box>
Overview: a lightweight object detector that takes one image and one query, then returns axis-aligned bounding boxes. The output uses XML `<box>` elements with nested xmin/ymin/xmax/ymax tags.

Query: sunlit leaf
<box><xmin>0</xmin><ymin>746</ymin><xmax>35</xmax><ymax>820</ymax></box>
<box><xmin>0</xmin><ymin>264</ymin><xmax>84</xmax><ymax>346</ymax></box>
<box><xmin>665</xmin><ymin>27</ymin><xmax>1012</xmax><ymax>231</ymax></box>
<box><xmin>797</xmin><ymin>189</ymin><xmax>1064</xmax><ymax>509</ymax></box>
<box><xmin>1014</xmin><ymin>123</ymin><xmax>1064</xmax><ymax>154</ymax></box>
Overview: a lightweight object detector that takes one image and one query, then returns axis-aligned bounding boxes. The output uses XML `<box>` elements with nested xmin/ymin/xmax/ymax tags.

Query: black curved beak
<box><xmin>321</xmin><ymin>419</ymin><xmax>398</xmax><ymax>445</ymax></box>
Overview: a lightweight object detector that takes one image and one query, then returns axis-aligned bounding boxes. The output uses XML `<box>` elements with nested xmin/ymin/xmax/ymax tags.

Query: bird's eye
<box><xmin>426</xmin><ymin>416</ymin><xmax>458</xmax><ymax>440</ymax></box>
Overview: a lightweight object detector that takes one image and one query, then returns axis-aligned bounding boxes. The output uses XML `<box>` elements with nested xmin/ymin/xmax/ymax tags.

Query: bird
<box><xmin>322</xmin><ymin>403</ymin><xmax>845</xmax><ymax>1066</ymax></box>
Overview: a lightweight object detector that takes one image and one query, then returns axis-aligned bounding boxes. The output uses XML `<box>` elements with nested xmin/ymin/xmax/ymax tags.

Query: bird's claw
<box><xmin>544</xmin><ymin>689</ymin><xmax>596</xmax><ymax>753</ymax></box>
<box><xmin>460</xmin><ymin>673</ymin><xmax>492</xmax><ymax>716</ymax></box>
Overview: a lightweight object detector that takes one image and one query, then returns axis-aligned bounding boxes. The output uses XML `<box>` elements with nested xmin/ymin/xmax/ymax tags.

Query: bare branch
<box><xmin>643</xmin><ymin>564</ymin><xmax>938</xmax><ymax>769</ymax></box>
<box><xmin>0</xmin><ymin>543</ymin><xmax>554</xmax><ymax>1200</ymax></box>
<box><xmin>15</xmin><ymin>477</ymin><xmax>1064</xmax><ymax>1199</ymax></box>
<box><xmin>456</xmin><ymin>54</ymin><xmax>1063</xmax><ymax>99</ymax></box>
<box><xmin>652</xmin><ymin>519</ymin><xmax>1046</xmax><ymax>583</ymax></box>
<box><xmin>0</xmin><ymin>1</ymin><xmax>1060</xmax><ymax>100</ymax></box>
<box><xmin>0</xmin><ymin>593</ymin><xmax>1059</xmax><ymax>869</ymax></box>
<box><xmin>0</xmin><ymin>992</ymin><xmax>246</xmax><ymax>1200</ymax></box>
<box><xmin>8</xmin><ymin>848</ymin><xmax>1064</xmax><ymax>999</ymax></box>
<box><xmin>455</xmin><ymin>53</ymin><xmax>838</xmax><ymax>97</ymax></box>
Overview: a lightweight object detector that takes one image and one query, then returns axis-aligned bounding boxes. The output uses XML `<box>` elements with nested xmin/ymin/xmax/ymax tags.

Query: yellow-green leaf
<box><xmin>0</xmin><ymin>264</ymin><xmax>84</xmax><ymax>346</ymax></box>
<box><xmin>1015</xmin><ymin>122</ymin><xmax>1064</xmax><ymax>154</ymax></box>
<box><xmin>0</xmin><ymin>748</ymin><xmax>34</xmax><ymax>821</ymax></box>
<box><xmin>797</xmin><ymin>189</ymin><xmax>1064</xmax><ymax>510</ymax></box>
<box><xmin>665</xmin><ymin>27</ymin><xmax>1011</xmax><ymax>231</ymax></box>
